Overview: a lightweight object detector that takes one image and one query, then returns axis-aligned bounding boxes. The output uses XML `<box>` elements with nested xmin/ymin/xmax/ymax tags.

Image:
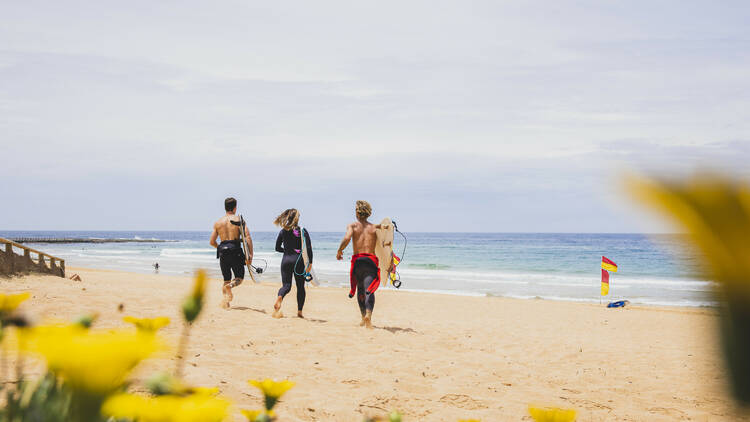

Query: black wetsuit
<box><xmin>353</xmin><ymin>256</ymin><xmax>378</xmax><ymax>314</ymax></box>
<box><xmin>217</xmin><ymin>240</ymin><xmax>245</xmax><ymax>282</ymax></box>
<box><xmin>275</xmin><ymin>227</ymin><xmax>313</xmax><ymax>311</ymax></box>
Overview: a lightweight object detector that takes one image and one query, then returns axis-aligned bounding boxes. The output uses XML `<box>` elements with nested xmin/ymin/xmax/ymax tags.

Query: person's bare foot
<box><xmin>272</xmin><ymin>296</ymin><xmax>283</xmax><ymax>318</ymax></box>
<box><xmin>221</xmin><ymin>284</ymin><xmax>233</xmax><ymax>309</ymax></box>
<box><xmin>359</xmin><ymin>316</ymin><xmax>366</xmax><ymax>327</ymax></box>
<box><xmin>363</xmin><ymin>311</ymin><xmax>373</xmax><ymax>329</ymax></box>
<box><xmin>297</xmin><ymin>311</ymin><xmax>304</xmax><ymax>318</ymax></box>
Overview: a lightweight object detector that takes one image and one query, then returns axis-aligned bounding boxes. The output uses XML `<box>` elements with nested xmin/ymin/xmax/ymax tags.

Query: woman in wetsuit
<box><xmin>272</xmin><ymin>208</ymin><xmax>313</xmax><ymax>318</ymax></box>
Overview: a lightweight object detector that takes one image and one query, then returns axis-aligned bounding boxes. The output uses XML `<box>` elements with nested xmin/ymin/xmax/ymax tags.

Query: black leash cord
<box><xmin>392</xmin><ymin>220</ymin><xmax>408</xmax><ymax>262</ymax></box>
<box><xmin>391</xmin><ymin>220</ymin><xmax>408</xmax><ymax>288</ymax></box>
<box><xmin>251</xmin><ymin>258</ymin><xmax>268</xmax><ymax>274</ymax></box>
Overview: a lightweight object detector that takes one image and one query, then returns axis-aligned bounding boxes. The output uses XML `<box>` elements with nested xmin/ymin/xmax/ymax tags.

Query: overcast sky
<box><xmin>1</xmin><ymin>1</ymin><xmax>748</xmax><ymax>232</ymax></box>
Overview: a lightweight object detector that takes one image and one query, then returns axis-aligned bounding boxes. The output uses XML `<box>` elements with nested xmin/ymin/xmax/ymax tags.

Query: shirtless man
<box><xmin>210</xmin><ymin>197</ymin><xmax>253</xmax><ymax>309</ymax></box>
<box><xmin>336</xmin><ymin>200</ymin><xmax>386</xmax><ymax>328</ymax></box>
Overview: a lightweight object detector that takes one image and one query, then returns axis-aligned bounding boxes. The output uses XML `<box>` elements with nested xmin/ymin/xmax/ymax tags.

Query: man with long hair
<box><xmin>336</xmin><ymin>200</ymin><xmax>384</xmax><ymax>328</ymax></box>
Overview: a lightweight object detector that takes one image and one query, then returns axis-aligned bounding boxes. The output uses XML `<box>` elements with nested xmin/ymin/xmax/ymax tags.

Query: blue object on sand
<box><xmin>607</xmin><ymin>300</ymin><xmax>629</xmax><ymax>308</ymax></box>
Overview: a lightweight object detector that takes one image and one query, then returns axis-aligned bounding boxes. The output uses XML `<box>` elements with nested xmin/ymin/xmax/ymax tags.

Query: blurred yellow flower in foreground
<box><xmin>20</xmin><ymin>324</ymin><xmax>159</xmax><ymax>395</ymax></box>
<box><xmin>192</xmin><ymin>269</ymin><xmax>207</xmax><ymax>300</ymax></box>
<box><xmin>241</xmin><ymin>408</ymin><xmax>276</xmax><ymax>421</ymax></box>
<box><xmin>182</xmin><ymin>270</ymin><xmax>207</xmax><ymax>323</ymax></box>
<box><xmin>248</xmin><ymin>378</ymin><xmax>295</xmax><ymax>399</ymax></box>
<box><xmin>626</xmin><ymin>174</ymin><xmax>750</xmax><ymax>293</ymax></box>
<box><xmin>124</xmin><ymin>316</ymin><xmax>171</xmax><ymax>332</ymax></box>
<box><xmin>145</xmin><ymin>372</ymin><xmax>220</xmax><ymax>396</ymax></box>
<box><xmin>0</xmin><ymin>292</ymin><xmax>31</xmax><ymax>314</ymax></box>
<box><xmin>528</xmin><ymin>406</ymin><xmax>576</xmax><ymax>422</ymax></box>
<box><xmin>103</xmin><ymin>391</ymin><xmax>230</xmax><ymax>422</ymax></box>
<box><xmin>248</xmin><ymin>378</ymin><xmax>295</xmax><ymax>410</ymax></box>
<box><xmin>627</xmin><ymin>173</ymin><xmax>750</xmax><ymax>405</ymax></box>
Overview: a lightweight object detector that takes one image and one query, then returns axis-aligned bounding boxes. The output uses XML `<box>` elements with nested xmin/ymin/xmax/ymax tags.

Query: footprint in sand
<box><xmin>648</xmin><ymin>407</ymin><xmax>689</xmax><ymax>419</ymax></box>
<box><xmin>438</xmin><ymin>394</ymin><xmax>487</xmax><ymax>410</ymax></box>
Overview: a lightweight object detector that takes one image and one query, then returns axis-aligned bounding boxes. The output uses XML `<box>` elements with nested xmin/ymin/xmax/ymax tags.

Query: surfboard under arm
<box><xmin>240</xmin><ymin>217</ymin><xmax>257</xmax><ymax>283</ymax></box>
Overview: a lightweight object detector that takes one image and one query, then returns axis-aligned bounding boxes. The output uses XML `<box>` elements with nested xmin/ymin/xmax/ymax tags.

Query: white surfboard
<box><xmin>240</xmin><ymin>216</ymin><xmax>258</xmax><ymax>284</ymax></box>
<box><xmin>374</xmin><ymin>218</ymin><xmax>394</xmax><ymax>287</ymax></box>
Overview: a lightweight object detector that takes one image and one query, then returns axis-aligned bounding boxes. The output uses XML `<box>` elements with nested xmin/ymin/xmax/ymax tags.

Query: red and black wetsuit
<box><xmin>349</xmin><ymin>253</ymin><xmax>380</xmax><ymax>314</ymax></box>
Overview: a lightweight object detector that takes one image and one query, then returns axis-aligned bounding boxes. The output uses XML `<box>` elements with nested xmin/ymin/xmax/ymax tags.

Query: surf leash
<box><xmin>294</xmin><ymin>228</ymin><xmax>314</xmax><ymax>282</ymax></box>
<box><xmin>390</xmin><ymin>220</ymin><xmax>408</xmax><ymax>289</ymax></box>
<box><xmin>250</xmin><ymin>258</ymin><xmax>267</xmax><ymax>275</ymax></box>
<box><xmin>294</xmin><ymin>254</ymin><xmax>313</xmax><ymax>282</ymax></box>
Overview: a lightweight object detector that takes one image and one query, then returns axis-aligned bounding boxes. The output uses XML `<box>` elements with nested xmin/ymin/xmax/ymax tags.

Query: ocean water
<box><xmin>0</xmin><ymin>231</ymin><xmax>714</xmax><ymax>307</ymax></box>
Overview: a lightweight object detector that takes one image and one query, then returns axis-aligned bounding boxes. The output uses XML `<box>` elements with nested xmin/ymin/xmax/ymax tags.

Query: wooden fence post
<box><xmin>0</xmin><ymin>238</ymin><xmax>65</xmax><ymax>278</ymax></box>
<box><xmin>6</xmin><ymin>243</ymin><xmax>13</xmax><ymax>274</ymax></box>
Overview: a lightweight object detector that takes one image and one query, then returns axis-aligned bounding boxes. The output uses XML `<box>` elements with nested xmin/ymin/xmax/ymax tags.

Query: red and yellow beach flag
<box><xmin>601</xmin><ymin>269</ymin><xmax>610</xmax><ymax>296</ymax></box>
<box><xmin>601</xmin><ymin>256</ymin><xmax>618</xmax><ymax>272</ymax></box>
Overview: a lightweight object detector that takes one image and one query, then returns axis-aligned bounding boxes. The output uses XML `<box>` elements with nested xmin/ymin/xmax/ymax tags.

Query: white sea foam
<box><xmin>31</xmin><ymin>233</ymin><xmax>716</xmax><ymax>309</ymax></box>
<box><xmin>160</xmin><ymin>248</ymin><xmax>214</xmax><ymax>255</ymax></box>
<box><xmin>83</xmin><ymin>249</ymin><xmax>142</xmax><ymax>255</ymax></box>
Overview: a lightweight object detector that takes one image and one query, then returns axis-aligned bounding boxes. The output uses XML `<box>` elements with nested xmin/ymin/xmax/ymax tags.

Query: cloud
<box><xmin>1</xmin><ymin>1</ymin><xmax>749</xmax><ymax>231</ymax></box>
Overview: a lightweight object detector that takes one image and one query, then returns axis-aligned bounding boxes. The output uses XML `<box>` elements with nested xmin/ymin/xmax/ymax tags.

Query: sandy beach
<box><xmin>1</xmin><ymin>267</ymin><xmax>745</xmax><ymax>421</ymax></box>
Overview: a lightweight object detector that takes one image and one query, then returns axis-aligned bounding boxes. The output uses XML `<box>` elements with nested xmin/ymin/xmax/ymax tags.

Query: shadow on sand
<box><xmin>230</xmin><ymin>306</ymin><xmax>267</xmax><ymax>314</ymax></box>
<box><xmin>375</xmin><ymin>326</ymin><xmax>418</xmax><ymax>334</ymax></box>
<box><xmin>230</xmin><ymin>306</ymin><xmax>328</xmax><ymax>323</ymax></box>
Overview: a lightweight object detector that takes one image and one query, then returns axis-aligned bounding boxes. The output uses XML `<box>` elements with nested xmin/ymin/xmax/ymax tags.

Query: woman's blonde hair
<box><xmin>273</xmin><ymin>208</ymin><xmax>300</xmax><ymax>231</ymax></box>
<box><xmin>355</xmin><ymin>200</ymin><xmax>372</xmax><ymax>219</ymax></box>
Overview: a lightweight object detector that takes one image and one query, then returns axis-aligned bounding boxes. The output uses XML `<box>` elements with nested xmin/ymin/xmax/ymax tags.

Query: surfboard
<box><xmin>239</xmin><ymin>216</ymin><xmax>258</xmax><ymax>284</ymax></box>
<box><xmin>374</xmin><ymin>218</ymin><xmax>394</xmax><ymax>287</ymax></box>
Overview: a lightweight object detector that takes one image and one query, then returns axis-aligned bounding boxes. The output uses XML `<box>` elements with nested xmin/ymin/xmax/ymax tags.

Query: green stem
<box><xmin>0</xmin><ymin>339</ymin><xmax>6</xmax><ymax>390</ymax></box>
<box><xmin>174</xmin><ymin>322</ymin><xmax>191</xmax><ymax>378</ymax></box>
<box><xmin>69</xmin><ymin>391</ymin><xmax>105</xmax><ymax>422</ymax></box>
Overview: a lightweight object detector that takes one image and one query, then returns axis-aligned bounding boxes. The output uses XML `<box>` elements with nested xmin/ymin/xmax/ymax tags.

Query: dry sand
<box><xmin>1</xmin><ymin>267</ymin><xmax>747</xmax><ymax>421</ymax></box>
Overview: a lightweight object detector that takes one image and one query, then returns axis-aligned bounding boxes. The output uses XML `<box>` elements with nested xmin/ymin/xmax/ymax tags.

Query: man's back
<box><xmin>214</xmin><ymin>215</ymin><xmax>241</xmax><ymax>242</ymax></box>
<box><xmin>350</xmin><ymin>220</ymin><xmax>378</xmax><ymax>255</ymax></box>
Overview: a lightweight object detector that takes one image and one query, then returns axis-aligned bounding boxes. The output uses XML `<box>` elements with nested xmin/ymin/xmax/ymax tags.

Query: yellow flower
<box><xmin>20</xmin><ymin>325</ymin><xmax>159</xmax><ymax>395</ymax></box>
<box><xmin>191</xmin><ymin>386</ymin><xmax>220</xmax><ymax>396</ymax></box>
<box><xmin>103</xmin><ymin>392</ymin><xmax>230</xmax><ymax>422</ymax></box>
<box><xmin>0</xmin><ymin>292</ymin><xmax>30</xmax><ymax>314</ymax></box>
<box><xmin>248</xmin><ymin>379</ymin><xmax>294</xmax><ymax>410</ymax></box>
<box><xmin>192</xmin><ymin>269</ymin><xmax>207</xmax><ymax>301</ymax></box>
<box><xmin>123</xmin><ymin>316</ymin><xmax>171</xmax><ymax>333</ymax></box>
<box><xmin>241</xmin><ymin>409</ymin><xmax>276</xmax><ymax>421</ymax></box>
<box><xmin>248</xmin><ymin>378</ymin><xmax>294</xmax><ymax>399</ymax></box>
<box><xmin>182</xmin><ymin>270</ymin><xmax>207</xmax><ymax>323</ymax></box>
<box><xmin>626</xmin><ymin>174</ymin><xmax>750</xmax><ymax>291</ymax></box>
<box><xmin>627</xmin><ymin>174</ymin><xmax>750</xmax><ymax>405</ymax></box>
<box><xmin>528</xmin><ymin>406</ymin><xmax>576</xmax><ymax>422</ymax></box>
<box><xmin>145</xmin><ymin>372</ymin><xmax>219</xmax><ymax>396</ymax></box>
